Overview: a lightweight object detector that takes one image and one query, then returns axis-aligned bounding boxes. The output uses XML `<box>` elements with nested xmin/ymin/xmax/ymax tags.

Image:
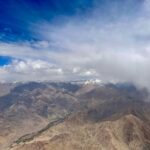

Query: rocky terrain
<box><xmin>0</xmin><ymin>83</ymin><xmax>16</xmax><ymax>97</ymax></box>
<box><xmin>10</xmin><ymin>114</ymin><xmax>150</xmax><ymax>150</ymax></box>
<box><xmin>0</xmin><ymin>82</ymin><xmax>80</xmax><ymax>149</ymax></box>
<box><xmin>0</xmin><ymin>81</ymin><xmax>149</xmax><ymax>150</ymax></box>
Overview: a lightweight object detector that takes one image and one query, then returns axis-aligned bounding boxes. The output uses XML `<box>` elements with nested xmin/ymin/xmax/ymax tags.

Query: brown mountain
<box><xmin>0</xmin><ymin>83</ymin><xmax>16</xmax><ymax>97</ymax></box>
<box><xmin>10</xmin><ymin>114</ymin><xmax>150</xmax><ymax>150</ymax></box>
<box><xmin>0</xmin><ymin>82</ymin><xmax>80</xmax><ymax>149</ymax></box>
<box><xmin>9</xmin><ymin>82</ymin><xmax>150</xmax><ymax>150</ymax></box>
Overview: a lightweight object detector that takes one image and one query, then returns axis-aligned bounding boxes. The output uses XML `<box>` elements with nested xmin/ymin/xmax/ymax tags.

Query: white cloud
<box><xmin>0</xmin><ymin>59</ymin><xmax>64</xmax><ymax>82</ymax></box>
<box><xmin>1</xmin><ymin>0</ymin><xmax>150</xmax><ymax>89</ymax></box>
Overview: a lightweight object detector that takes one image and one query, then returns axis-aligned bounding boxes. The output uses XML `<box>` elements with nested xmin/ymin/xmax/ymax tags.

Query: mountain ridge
<box><xmin>0</xmin><ymin>81</ymin><xmax>149</xmax><ymax>149</ymax></box>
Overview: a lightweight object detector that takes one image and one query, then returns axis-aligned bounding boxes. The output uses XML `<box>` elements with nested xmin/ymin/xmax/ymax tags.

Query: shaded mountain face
<box><xmin>0</xmin><ymin>82</ymin><xmax>79</xmax><ymax>115</ymax></box>
<box><xmin>0</xmin><ymin>82</ymin><xmax>80</xmax><ymax>149</ymax></box>
<box><xmin>0</xmin><ymin>81</ymin><xmax>149</xmax><ymax>149</ymax></box>
<box><xmin>0</xmin><ymin>83</ymin><xmax>16</xmax><ymax>97</ymax></box>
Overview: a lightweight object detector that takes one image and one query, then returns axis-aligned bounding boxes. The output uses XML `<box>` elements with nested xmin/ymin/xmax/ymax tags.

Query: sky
<box><xmin>1</xmin><ymin>0</ymin><xmax>150</xmax><ymax>89</ymax></box>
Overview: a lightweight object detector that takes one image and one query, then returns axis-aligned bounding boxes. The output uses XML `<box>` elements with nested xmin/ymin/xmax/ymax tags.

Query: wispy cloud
<box><xmin>1</xmin><ymin>0</ymin><xmax>150</xmax><ymax>89</ymax></box>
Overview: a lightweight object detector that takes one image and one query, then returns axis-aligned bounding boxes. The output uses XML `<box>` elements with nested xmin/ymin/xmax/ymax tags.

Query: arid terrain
<box><xmin>0</xmin><ymin>81</ymin><xmax>150</xmax><ymax>150</ymax></box>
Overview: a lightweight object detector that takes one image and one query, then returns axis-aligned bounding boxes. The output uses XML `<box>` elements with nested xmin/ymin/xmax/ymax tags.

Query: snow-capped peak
<box><xmin>84</xmin><ymin>79</ymin><xmax>102</xmax><ymax>85</ymax></box>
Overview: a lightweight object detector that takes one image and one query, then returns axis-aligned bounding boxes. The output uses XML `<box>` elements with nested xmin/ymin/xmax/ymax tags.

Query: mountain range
<box><xmin>0</xmin><ymin>81</ymin><xmax>149</xmax><ymax>150</ymax></box>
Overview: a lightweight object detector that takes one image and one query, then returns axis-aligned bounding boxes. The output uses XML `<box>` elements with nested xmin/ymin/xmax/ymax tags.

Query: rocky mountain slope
<box><xmin>0</xmin><ymin>82</ymin><xmax>80</xmax><ymax>149</ymax></box>
<box><xmin>8</xmin><ymin>82</ymin><xmax>150</xmax><ymax>150</ymax></box>
<box><xmin>10</xmin><ymin>114</ymin><xmax>150</xmax><ymax>150</ymax></box>
<box><xmin>0</xmin><ymin>83</ymin><xmax>16</xmax><ymax>97</ymax></box>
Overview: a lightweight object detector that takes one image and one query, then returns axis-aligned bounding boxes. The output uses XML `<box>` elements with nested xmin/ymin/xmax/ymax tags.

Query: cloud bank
<box><xmin>1</xmin><ymin>0</ymin><xmax>150</xmax><ymax>89</ymax></box>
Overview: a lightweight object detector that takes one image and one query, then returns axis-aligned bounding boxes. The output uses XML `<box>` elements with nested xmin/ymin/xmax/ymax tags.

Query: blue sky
<box><xmin>1</xmin><ymin>0</ymin><xmax>150</xmax><ymax>89</ymax></box>
<box><xmin>0</xmin><ymin>0</ymin><xmax>142</xmax><ymax>42</ymax></box>
<box><xmin>0</xmin><ymin>56</ymin><xmax>12</xmax><ymax>66</ymax></box>
<box><xmin>0</xmin><ymin>0</ymin><xmax>93</xmax><ymax>41</ymax></box>
<box><xmin>0</xmin><ymin>0</ymin><xmax>94</xmax><ymax>67</ymax></box>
